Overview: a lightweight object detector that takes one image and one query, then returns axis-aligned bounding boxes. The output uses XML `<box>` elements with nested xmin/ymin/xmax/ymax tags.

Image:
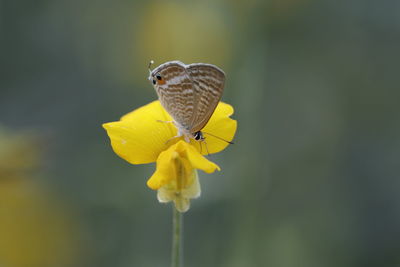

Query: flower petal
<box><xmin>147</xmin><ymin>141</ymin><xmax>220</xmax><ymax>190</ymax></box>
<box><xmin>146</xmin><ymin>146</ymin><xmax>176</xmax><ymax>190</ymax></box>
<box><xmin>190</xmin><ymin>102</ymin><xmax>237</xmax><ymax>155</ymax></box>
<box><xmin>157</xmin><ymin>170</ymin><xmax>201</xmax><ymax>213</ymax></box>
<box><xmin>178</xmin><ymin>142</ymin><xmax>221</xmax><ymax>173</ymax></box>
<box><xmin>103</xmin><ymin>101</ymin><xmax>237</xmax><ymax>164</ymax></box>
<box><xmin>181</xmin><ymin>169</ymin><xmax>201</xmax><ymax>200</ymax></box>
<box><xmin>102</xmin><ymin>101</ymin><xmax>178</xmax><ymax>164</ymax></box>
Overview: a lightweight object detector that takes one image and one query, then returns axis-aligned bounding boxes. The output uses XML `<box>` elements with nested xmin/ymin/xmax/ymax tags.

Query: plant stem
<box><xmin>171</xmin><ymin>206</ymin><xmax>183</xmax><ymax>267</ymax></box>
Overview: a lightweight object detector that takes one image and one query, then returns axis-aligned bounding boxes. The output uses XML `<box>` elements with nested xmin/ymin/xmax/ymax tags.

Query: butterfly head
<box><xmin>193</xmin><ymin>131</ymin><xmax>205</xmax><ymax>141</ymax></box>
<box><xmin>148</xmin><ymin>61</ymin><xmax>167</xmax><ymax>86</ymax></box>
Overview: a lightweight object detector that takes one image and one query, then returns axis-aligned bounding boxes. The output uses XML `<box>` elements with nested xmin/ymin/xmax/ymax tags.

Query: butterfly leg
<box><xmin>156</xmin><ymin>120</ymin><xmax>174</xmax><ymax>124</ymax></box>
<box><xmin>165</xmin><ymin>133</ymin><xmax>190</xmax><ymax>144</ymax></box>
<box><xmin>203</xmin><ymin>139</ymin><xmax>210</xmax><ymax>156</ymax></box>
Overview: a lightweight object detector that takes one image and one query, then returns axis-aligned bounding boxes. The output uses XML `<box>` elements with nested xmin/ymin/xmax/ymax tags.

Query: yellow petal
<box><xmin>179</xmin><ymin>142</ymin><xmax>221</xmax><ymax>173</ymax></box>
<box><xmin>102</xmin><ymin>101</ymin><xmax>178</xmax><ymax>164</ymax></box>
<box><xmin>147</xmin><ymin>141</ymin><xmax>220</xmax><ymax>190</ymax></box>
<box><xmin>190</xmin><ymin>102</ymin><xmax>237</xmax><ymax>155</ymax></box>
<box><xmin>103</xmin><ymin>101</ymin><xmax>236</xmax><ymax>164</ymax></box>
<box><xmin>146</xmin><ymin>147</ymin><xmax>176</xmax><ymax>190</ymax></box>
<box><xmin>180</xmin><ymin>169</ymin><xmax>201</xmax><ymax>200</ymax></box>
<box><xmin>146</xmin><ymin>144</ymin><xmax>192</xmax><ymax>190</ymax></box>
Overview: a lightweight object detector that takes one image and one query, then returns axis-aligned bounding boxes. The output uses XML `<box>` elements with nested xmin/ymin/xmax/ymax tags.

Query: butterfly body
<box><xmin>149</xmin><ymin>61</ymin><xmax>225</xmax><ymax>142</ymax></box>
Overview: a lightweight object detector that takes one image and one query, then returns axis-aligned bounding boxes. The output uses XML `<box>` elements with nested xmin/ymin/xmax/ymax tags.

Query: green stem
<box><xmin>171</xmin><ymin>206</ymin><xmax>183</xmax><ymax>267</ymax></box>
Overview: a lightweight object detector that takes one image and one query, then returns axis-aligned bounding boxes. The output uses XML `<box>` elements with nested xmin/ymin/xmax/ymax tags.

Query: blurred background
<box><xmin>1</xmin><ymin>0</ymin><xmax>399</xmax><ymax>266</ymax></box>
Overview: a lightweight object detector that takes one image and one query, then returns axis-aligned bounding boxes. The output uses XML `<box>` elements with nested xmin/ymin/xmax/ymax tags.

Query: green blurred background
<box><xmin>1</xmin><ymin>0</ymin><xmax>399</xmax><ymax>266</ymax></box>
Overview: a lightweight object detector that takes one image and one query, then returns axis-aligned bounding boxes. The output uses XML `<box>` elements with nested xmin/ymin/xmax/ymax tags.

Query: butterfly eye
<box><xmin>156</xmin><ymin>75</ymin><xmax>162</xmax><ymax>81</ymax></box>
<box><xmin>152</xmin><ymin>79</ymin><xmax>156</xmax><ymax>85</ymax></box>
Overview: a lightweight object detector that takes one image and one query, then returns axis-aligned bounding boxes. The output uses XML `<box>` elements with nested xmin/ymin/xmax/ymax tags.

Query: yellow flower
<box><xmin>103</xmin><ymin>100</ymin><xmax>236</xmax><ymax>212</ymax></box>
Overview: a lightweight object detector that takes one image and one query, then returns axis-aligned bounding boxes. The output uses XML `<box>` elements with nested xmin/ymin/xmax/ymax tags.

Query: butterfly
<box><xmin>148</xmin><ymin>61</ymin><xmax>229</xmax><ymax>144</ymax></box>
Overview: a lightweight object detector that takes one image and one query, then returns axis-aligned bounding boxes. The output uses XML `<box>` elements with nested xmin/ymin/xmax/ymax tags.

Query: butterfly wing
<box><xmin>185</xmin><ymin>63</ymin><xmax>225</xmax><ymax>133</ymax></box>
<box><xmin>151</xmin><ymin>61</ymin><xmax>195</xmax><ymax>130</ymax></box>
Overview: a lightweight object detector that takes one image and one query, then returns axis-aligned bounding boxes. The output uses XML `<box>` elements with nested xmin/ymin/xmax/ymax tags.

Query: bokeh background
<box><xmin>1</xmin><ymin>0</ymin><xmax>399</xmax><ymax>266</ymax></box>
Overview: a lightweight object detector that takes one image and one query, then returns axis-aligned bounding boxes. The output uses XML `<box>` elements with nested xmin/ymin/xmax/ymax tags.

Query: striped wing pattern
<box><xmin>151</xmin><ymin>61</ymin><xmax>225</xmax><ymax>134</ymax></box>
<box><xmin>152</xmin><ymin>62</ymin><xmax>195</xmax><ymax>130</ymax></box>
<box><xmin>186</xmin><ymin>63</ymin><xmax>225</xmax><ymax>132</ymax></box>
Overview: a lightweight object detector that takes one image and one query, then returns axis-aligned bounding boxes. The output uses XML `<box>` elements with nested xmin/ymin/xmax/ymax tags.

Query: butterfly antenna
<box><xmin>148</xmin><ymin>60</ymin><xmax>154</xmax><ymax>75</ymax></box>
<box><xmin>202</xmin><ymin>131</ymin><xmax>234</xmax><ymax>144</ymax></box>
